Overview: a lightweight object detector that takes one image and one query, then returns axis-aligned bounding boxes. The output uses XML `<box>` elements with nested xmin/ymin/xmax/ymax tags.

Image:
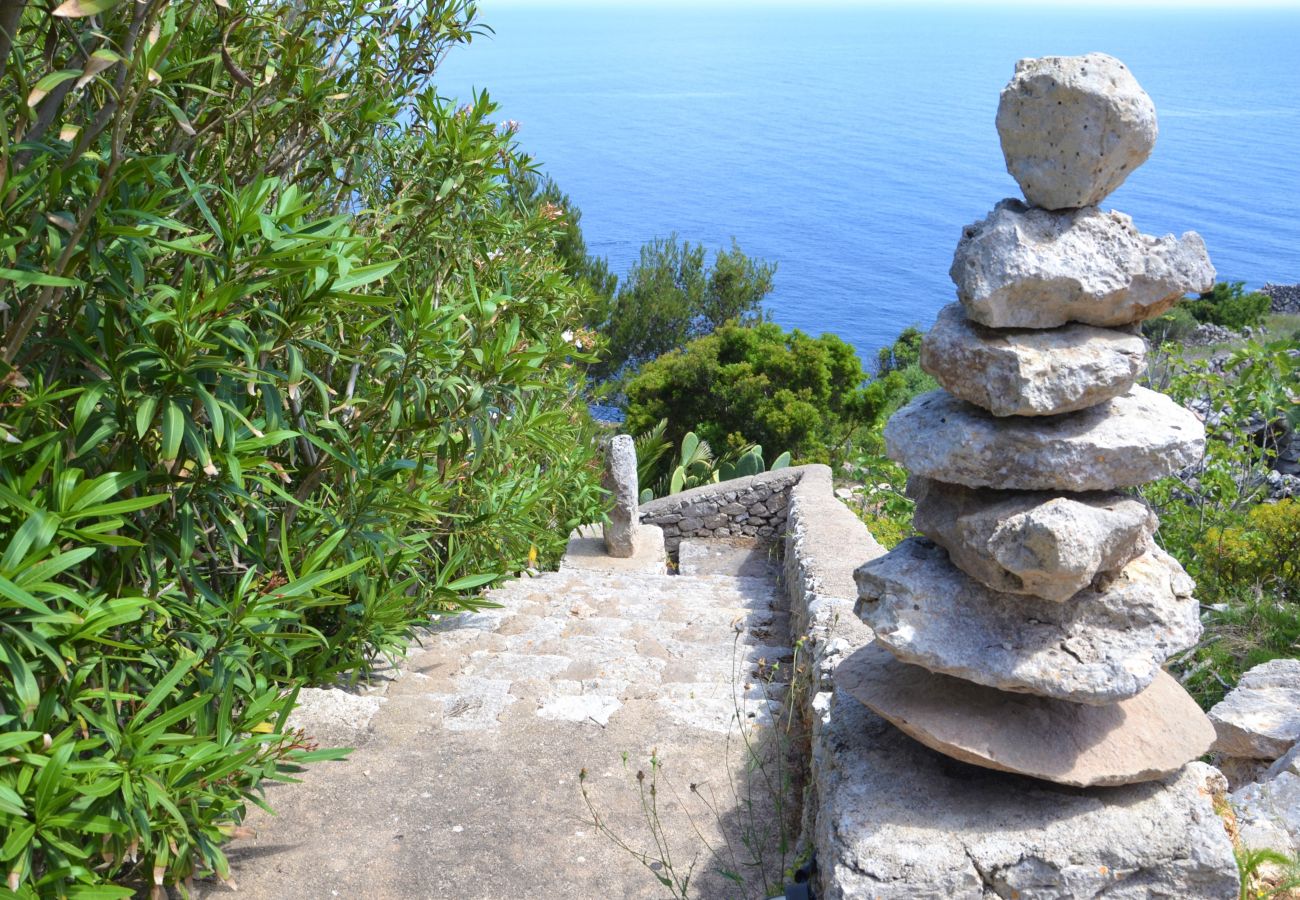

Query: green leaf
<box><xmin>27</xmin><ymin>69</ymin><xmax>81</xmax><ymax>106</ymax></box>
<box><xmin>130</xmin><ymin>656</ymin><xmax>197</xmax><ymax>726</ymax></box>
<box><xmin>135</xmin><ymin>395</ymin><xmax>159</xmax><ymax>440</ymax></box>
<box><xmin>161</xmin><ymin>400</ymin><xmax>184</xmax><ymax>461</ymax></box>
<box><xmin>65</xmin><ymin>886</ymin><xmax>135</xmax><ymax>900</ymax></box>
<box><xmin>445</xmin><ymin>572</ymin><xmax>499</xmax><ymax>592</ymax></box>
<box><xmin>72</xmin><ymin>494</ymin><xmax>168</xmax><ymax>518</ymax></box>
<box><xmin>0</xmin><ymin>266</ymin><xmax>83</xmax><ymax>289</ymax></box>
<box><xmin>332</xmin><ymin>259</ymin><xmax>399</xmax><ymax>292</ymax></box>
<box><xmin>52</xmin><ymin>0</ymin><xmax>119</xmax><ymax>16</ymax></box>
<box><xmin>0</xmin><ymin>821</ymin><xmax>34</xmax><ymax>859</ymax></box>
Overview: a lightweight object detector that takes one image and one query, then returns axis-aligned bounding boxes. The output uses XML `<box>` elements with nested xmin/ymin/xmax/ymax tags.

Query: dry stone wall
<box><xmin>638</xmin><ymin>466</ymin><xmax>803</xmax><ymax>551</ymax></box>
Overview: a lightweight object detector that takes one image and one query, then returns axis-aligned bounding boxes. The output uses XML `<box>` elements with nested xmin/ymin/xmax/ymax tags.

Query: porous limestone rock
<box><xmin>884</xmin><ymin>387</ymin><xmax>1205</xmax><ymax>491</ymax></box>
<box><xmin>1209</xmin><ymin>659</ymin><xmax>1300</xmax><ymax>759</ymax></box>
<box><xmin>813</xmin><ymin>688</ymin><xmax>1240</xmax><ymax>899</ymax></box>
<box><xmin>837</xmin><ymin>642</ymin><xmax>1215</xmax><ymax>787</ymax></box>
<box><xmin>285</xmin><ymin>687</ymin><xmax>385</xmax><ymax>748</ymax></box>
<box><xmin>909</xmin><ymin>476</ymin><xmax>1156</xmax><ymax>602</ymax></box>
<box><xmin>1266</xmin><ymin>741</ymin><xmax>1300</xmax><ymax>780</ymax></box>
<box><xmin>996</xmin><ymin>53</ymin><xmax>1157</xmax><ymax>210</ymax></box>
<box><xmin>951</xmin><ymin>200</ymin><xmax>1215</xmax><ymax>328</ymax></box>
<box><xmin>601</xmin><ymin>434</ymin><xmax>638</xmax><ymax>557</ymax></box>
<box><xmin>920</xmin><ymin>303</ymin><xmax>1146</xmax><ymax>416</ymax></box>
<box><xmin>854</xmin><ymin>538</ymin><xmax>1201</xmax><ymax>704</ymax></box>
<box><xmin>1231</xmin><ymin>772</ymin><xmax>1300</xmax><ymax>856</ymax></box>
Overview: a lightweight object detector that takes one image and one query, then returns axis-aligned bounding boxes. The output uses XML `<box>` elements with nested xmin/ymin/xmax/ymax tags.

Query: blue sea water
<box><xmin>438</xmin><ymin>2</ymin><xmax>1300</xmax><ymax>364</ymax></box>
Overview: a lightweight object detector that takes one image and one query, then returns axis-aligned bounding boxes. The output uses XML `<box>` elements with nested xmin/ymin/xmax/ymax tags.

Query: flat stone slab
<box><xmin>1209</xmin><ymin>658</ymin><xmax>1300</xmax><ymax>759</ymax></box>
<box><xmin>561</xmin><ymin>523</ymin><xmax>667</xmax><ymax>575</ymax></box>
<box><xmin>678</xmin><ymin>537</ymin><xmax>778</xmax><ymax>578</ymax></box>
<box><xmin>837</xmin><ymin>642</ymin><xmax>1215</xmax><ymax>787</ymax></box>
<box><xmin>997</xmin><ymin>53</ymin><xmax>1156</xmax><ymax>210</ymax></box>
<box><xmin>885</xmin><ymin>386</ymin><xmax>1205</xmax><ymax>491</ymax></box>
<box><xmin>951</xmin><ymin>200</ymin><xmax>1215</xmax><ymax>329</ymax></box>
<box><xmin>920</xmin><ymin>303</ymin><xmax>1146</xmax><ymax>416</ymax></box>
<box><xmin>909</xmin><ymin>476</ymin><xmax>1156</xmax><ymax>602</ymax></box>
<box><xmin>855</xmin><ymin>538</ymin><xmax>1201</xmax><ymax>704</ymax></box>
<box><xmin>813</xmin><ymin>687</ymin><xmax>1239</xmax><ymax>899</ymax></box>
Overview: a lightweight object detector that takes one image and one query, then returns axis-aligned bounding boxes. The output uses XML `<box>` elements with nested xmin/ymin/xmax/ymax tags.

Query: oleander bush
<box><xmin>0</xmin><ymin>0</ymin><xmax>604</xmax><ymax>894</ymax></box>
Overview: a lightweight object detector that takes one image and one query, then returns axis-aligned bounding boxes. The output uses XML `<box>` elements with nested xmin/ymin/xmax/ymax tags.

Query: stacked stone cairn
<box><xmin>837</xmin><ymin>53</ymin><xmax>1221</xmax><ymax>788</ymax></box>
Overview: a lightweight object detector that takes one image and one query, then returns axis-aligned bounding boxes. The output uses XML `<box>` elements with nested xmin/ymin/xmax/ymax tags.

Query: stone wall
<box><xmin>638</xmin><ymin>466</ymin><xmax>805</xmax><ymax>552</ymax></box>
<box><xmin>778</xmin><ymin>465</ymin><xmax>882</xmax><ymax>892</ymax></box>
<box><xmin>1262</xmin><ymin>282</ymin><xmax>1300</xmax><ymax>314</ymax></box>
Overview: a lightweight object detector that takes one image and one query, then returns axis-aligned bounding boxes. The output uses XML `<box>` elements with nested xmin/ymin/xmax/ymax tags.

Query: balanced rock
<box><xmin>601</xmin><ymin>434</ymin><xmax>639</xmax><ymax>557</ymax></box>
<box><xmin>854</xmin><ymin>538</ymin><xmax>1201</xmax><ymax>705</ymax></box>
<box><xmin>920</xmin><ymin>303</ymin><xmax>1146</xmax><ymax>416</ymax></box>
<box><xmin>997</xmin><ymin>53</ymin><xmax>1157</xmax><ymax>210</ymax></box>
<box><xmin>909</xmin><ymin>476</ymin><xmax>1156</xmax><ymax>602</ymax></box>
<box><xmin>884</xmin><ymin>387</ymin><xmax>1205</xmax><ymax>491</ymax></box>
<box><xmin>951</xmin><ymin>200</ymin><xmax>1215</xmax><ymax>329</ymax></box>
<box><xmin>837</xmin><ymin>642</ymin><xmax>1215</xmax><ymax>788</ymax></box>
<box><xmin>1209</xmin><ymin>658</ymin><xmax>1300</xmax><ymax>759</ymax></box>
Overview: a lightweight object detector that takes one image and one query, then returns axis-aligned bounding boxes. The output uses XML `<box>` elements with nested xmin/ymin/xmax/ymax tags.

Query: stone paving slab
<box><xmin>211</xmin><ymin>560</ymin><xmax>796</xmax><ymax>898</ymax></box>
<box><xmin>560</xmin><ymin>524</ymin><xmax>668</xmax><ymax>575</ymax></box>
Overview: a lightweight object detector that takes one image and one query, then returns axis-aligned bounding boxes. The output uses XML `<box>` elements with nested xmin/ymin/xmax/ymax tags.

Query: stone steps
<box><xmin>208</xmin><ymin>539</ymin><xmax>797</xmax><ymax>899</ymax></box>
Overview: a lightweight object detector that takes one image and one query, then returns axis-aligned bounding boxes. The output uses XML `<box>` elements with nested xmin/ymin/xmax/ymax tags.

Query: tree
<box><xmin>624</xmin><ymin>321</ymin><xmax>868</xmax><ymax>464</ymax></box>
<box><xmin>594</xmin><ymin>235</ymin><xmax>775</xmax><ymax>378</ymax></box>
<box><xmin>515</xmin><ymin>175</ymin><xmax>618</xmax><ymax>300</ymax></box>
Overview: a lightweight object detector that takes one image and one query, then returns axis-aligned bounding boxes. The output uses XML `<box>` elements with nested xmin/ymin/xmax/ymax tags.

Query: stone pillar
<box><xmin>601</xmin><ymin>434</ymin><xmax>639</xmax><ymax>557</ymax></box>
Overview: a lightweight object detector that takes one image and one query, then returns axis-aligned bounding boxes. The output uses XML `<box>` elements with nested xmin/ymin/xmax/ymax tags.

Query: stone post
<box><xmin>601</xmin><ymin>434</ymin><xmax>639</xmax><ymax>557</ymax></box>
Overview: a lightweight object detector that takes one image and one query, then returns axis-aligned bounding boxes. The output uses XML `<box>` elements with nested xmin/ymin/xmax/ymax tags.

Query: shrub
<box><xmin>1190</xmin><ymin>281</ymin><xmax>1272</xmax><ymax>330</ymax></box>
<box><xmin>624</xmin><ymin>322</ymin><xmax>868</xmax><ymax>465</ymax></box>
<box><xmin>1141</xmin><ymin>338</ymin><xmax>1300</xmax><ymax>707</ymax></box>
<box><xmin>0</xmin><ymin>0</ymin><xmax>603</xmax><ymax>893</ymax></box>
<box><xmin>1199</xmin><ymin>499</ymin><xmax>1300</xmax><ymax>601</ymax></box>
<box><xmin>1143</xmin><ymin>304</ymin><xmax>1200</xmax><ymax>345</ymax></box>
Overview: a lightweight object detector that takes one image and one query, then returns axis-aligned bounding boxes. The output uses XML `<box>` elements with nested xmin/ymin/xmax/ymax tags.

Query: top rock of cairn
<box><xmin>997</xmin><ymin>52</ymin><xmax>1157</xmax><ymax>210</ymax></box>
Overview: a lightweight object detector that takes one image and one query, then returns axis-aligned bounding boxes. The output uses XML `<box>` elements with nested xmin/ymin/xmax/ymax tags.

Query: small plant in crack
<box><xmin>578</xmin><ymin>624</ymin><xmax>807</xmax><ymax>897</ymax></box>
<box><xmin>579</xmin><ymin>752</ymin><xmax>697</xmax><ymax>897</ymax></box>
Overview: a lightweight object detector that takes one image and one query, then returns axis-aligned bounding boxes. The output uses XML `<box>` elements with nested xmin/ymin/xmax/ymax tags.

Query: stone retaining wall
<box><xmin>778</xmin><ymin>465</ymin><xmax>883</xmax><ymax>893</ymax></box>
<box><xmin>639</xmin><ymin>466</ymin><xmax>805</xmax><ymax>552</ymax></box>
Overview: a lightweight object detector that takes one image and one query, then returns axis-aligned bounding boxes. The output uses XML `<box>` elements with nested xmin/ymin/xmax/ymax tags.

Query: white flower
<box><xmin>562</xmin><ymin>330</ymin><xmax>575</xmax><ymax>343</ymax></box>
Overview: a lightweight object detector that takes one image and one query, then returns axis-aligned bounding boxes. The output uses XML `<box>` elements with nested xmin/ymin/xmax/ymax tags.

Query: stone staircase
<box><xmin>212</xmin><ymin>533</ymin><xmax>799</xmax><ymax>899</ymax></box>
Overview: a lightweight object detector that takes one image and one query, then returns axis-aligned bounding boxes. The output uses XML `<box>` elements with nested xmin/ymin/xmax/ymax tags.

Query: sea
<box><xmin>437</xmin><ymin>2</ymin><xmax>1300</xmax><ymax>367</ymax></box>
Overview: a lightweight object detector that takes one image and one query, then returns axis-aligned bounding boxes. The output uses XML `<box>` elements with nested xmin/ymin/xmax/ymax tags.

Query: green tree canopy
<box><xmin>593</xmin><ymin>235</ymin><xmax>775</xmax><ymax>378</ymax></box>
<box><xmin>624</xmin><ymin>321</ymin><xmax>870</xmax><ymax>464</ymax></box>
